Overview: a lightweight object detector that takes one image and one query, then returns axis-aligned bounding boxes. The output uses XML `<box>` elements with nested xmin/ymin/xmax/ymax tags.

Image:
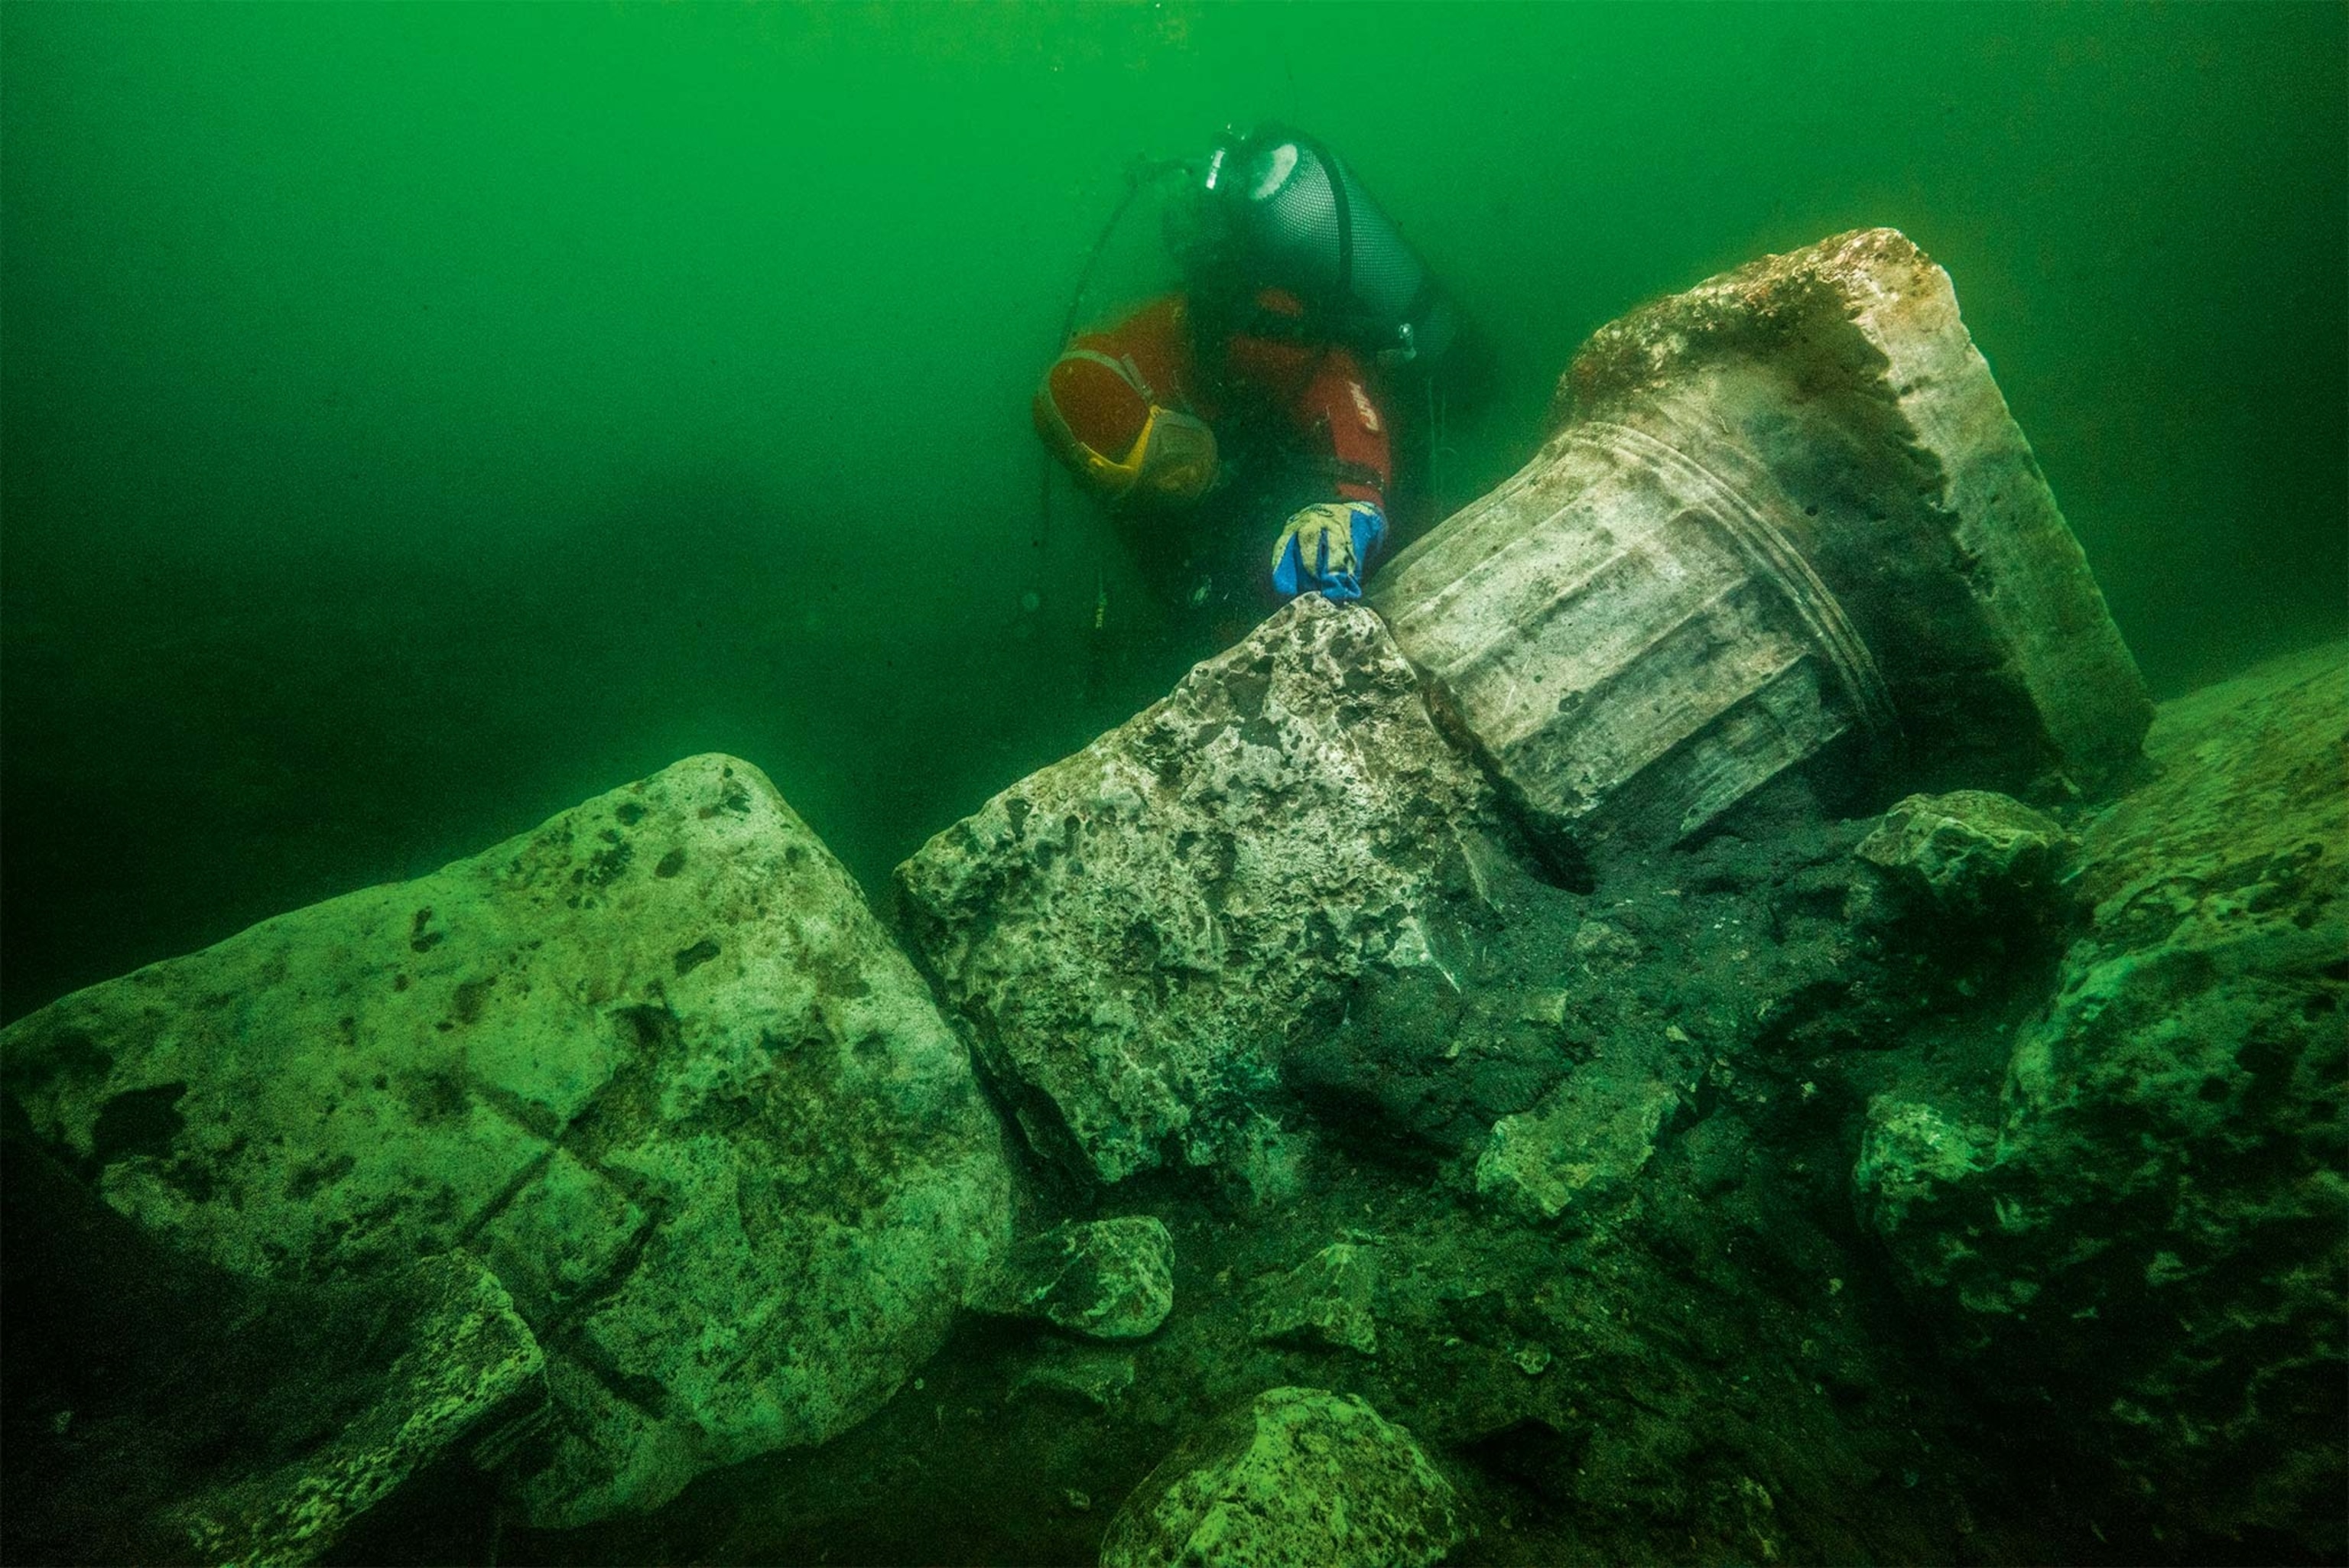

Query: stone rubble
<box><xmin>7</xmin><ymin>229</ymin><xmax>2336</xmax><ymax>1568</ymax></box>
<box><xmin>1856</xmin><ymin>642</ymin><xmax>2347</xmax><ymax>1556</ymax></box>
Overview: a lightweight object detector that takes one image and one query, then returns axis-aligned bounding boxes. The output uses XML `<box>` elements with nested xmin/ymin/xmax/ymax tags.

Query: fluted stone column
<box><xmin>1372</xmin><ymin>227</ymin><xmax>2149</xmax><ymax>857</ymax></box>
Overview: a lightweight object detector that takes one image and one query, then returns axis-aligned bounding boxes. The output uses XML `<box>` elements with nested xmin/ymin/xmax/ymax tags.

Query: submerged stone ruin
<box><xmin>3</xmin><ymin>229</ymin><xmax>2340</xmax><ymax>1567</ymax></box>
<box><xmin>1370</xmin><ymin>227</ymin><xmax>2149</xmax><ymax>861</ymax></box>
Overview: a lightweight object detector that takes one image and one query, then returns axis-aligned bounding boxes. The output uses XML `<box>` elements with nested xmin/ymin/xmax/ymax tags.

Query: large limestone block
<box><xmin>1854</xmin><ymin>642</ymin><xmax>2347</xmax><ymax>1558</ymax></box>
<box><xmin>1099</xmin><ymin>1386</ymin><xmax>1463</xmax><ymax>1568</ymax></box>
<box><xmin>0</xmin><ymin>754</ymin><xmax>1014</xmax><ymax>1528</ymax></box>
<box><xmin>897</xmin><ymin>596</ymin><xmax>1499</xmax><ymax>1184</ymax></box>
<box><xmin>1373</xmin><ymin>227</ymin><xmax>2149</xmax><ymax>856</ymax></box>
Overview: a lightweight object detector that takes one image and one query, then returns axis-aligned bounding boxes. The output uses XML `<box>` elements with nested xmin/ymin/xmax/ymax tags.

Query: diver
<box><xmin>1032</xmin><ymin>125</ymin><xmax>1461</xmax><ymax>635</ymax></box>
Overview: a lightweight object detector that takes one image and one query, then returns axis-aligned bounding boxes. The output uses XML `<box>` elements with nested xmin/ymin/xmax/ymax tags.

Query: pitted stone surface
<box><xmin>1</xmin><ymin>754</ymin><xmax>1014</xmax><ymax>1528</ymax></box>
<box><xmin>1099</xmin><ymin>1386</ymin><xmax>1461</xmax><ymax>1568</ymax></box>
<box><xmin>896</xmin><ymin>596</ymin><xmax>1499</xmax><ymax>1183</ymax></box>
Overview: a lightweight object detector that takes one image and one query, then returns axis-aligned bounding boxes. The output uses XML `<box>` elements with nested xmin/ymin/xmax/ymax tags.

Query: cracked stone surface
<box><xmin>0</xmin><ymin>754</ymin><xmax>1014</xmax><ymax>1528</ymax></box>
<box><xmin>169</xmin><ymin>1251</ymin><xmax>544</xmax><ymax>1566</ymax></box>
<box><xmin>2</xmin><ymin>1103</ymin><xmax>547</xmax><ymax>1568</ymax></box>
<box><xmin>896</xmin><ymin>596</ymin><xmax>1504</xmax><ymax>1184</ymax></box>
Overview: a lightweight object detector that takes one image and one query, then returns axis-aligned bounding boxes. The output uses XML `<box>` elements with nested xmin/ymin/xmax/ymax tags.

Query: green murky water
<box><xmin>4</xmin><ymin>2</ymin><xmax>2342</xmax><ymax>1018</ymax></box>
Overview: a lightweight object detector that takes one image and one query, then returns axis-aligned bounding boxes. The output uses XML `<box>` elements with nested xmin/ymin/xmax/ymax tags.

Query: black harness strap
<box><xmin>1323</xmin><ymin>145</ymin><xmax>1354</xmax><ymax>316</ymax></box>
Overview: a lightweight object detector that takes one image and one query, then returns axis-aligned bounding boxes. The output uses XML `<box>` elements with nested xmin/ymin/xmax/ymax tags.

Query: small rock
<box><xmin>1476</xmin><ymin>1071</ymin><xmax>1680</xmax><ymax>1223</ymax></box>
<box><xmin>1855</xmin><ymin>789</ymin><xmax>2073</xmax><ymax>919</ymax></box>
<box><xmin>1099</xmin><ymin>1387</ymin><xmax>1462</xmax><ymax>1568</ymax></box>
<box><xmin>1571</xmin><ymin>919</ymin><xmax>1641</xmax><ymax>962</ymax></box>
<box><xmin>1227</xmin><ymin>1113</ymin><xmax>1312</xmax><ymax>1212</ymax></box>
<box><xmin>1678</xmin><ymin>1114</ymin><xmax>1752</xmax><ymax>1198</ymax></box>
<box><xmin>1252</xmin><ymin>1242</ymin><xmax>1379</xmax><ymax>1356</ymax></box>
<box><xmin>1516</xmin><ymin>989</ymin><xmax>1572</xmax><ymax>1029</ymax></box>
<box><xmin>1850</xmin><ymin>1099</ymin><xmax>1993</xmax><ymax>1250</ymax></box>
<box><xmin>973</xmin><ymin>1216</ymin><xmax>1174</xmax><ymax>1341</ymax></box>
<box><xmin>1010</xmin><ymin>1346</ymin><xmax>1138</xmax><ymax>1412</ymax></box>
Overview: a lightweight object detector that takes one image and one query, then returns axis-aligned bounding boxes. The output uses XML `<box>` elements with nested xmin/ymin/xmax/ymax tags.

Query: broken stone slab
<box><xmin>1</xmin><ymin>1104</ymin><xmax>545</xmax><ymax>1567</ymax></box>
<box><xmin>0</xmin><ymin>754</ymin><xmax>1014</xmax><ymax>1530</ymax></box>
<box><xmin>1371</xmin><ymin>227</ymin><xmax>2150</xmax><ymax>859</ymax></box>
<box><xmin>896</xmin><ymin>596</ymin><xmax>1502</xmax><ymax>1184</ymax></box>
<box><xmin>1474</xmin><ymin>1069</ymin><xmax>1681</xmax><ymax>1225</ymax></box>
<box><xmin>1854</xmin><ymin>642</ymin><xmax>2347</xmax><ymax>1560</ymax></box>
<box><xmin>1098</xmin><ymin>1386</ymin><xmax>1463</xmax><ymax>1568</ymax></box>
<box><xmin>1252</xmin><ymin>1241</ymin><xmax>1379</xmax><ymax>1356</ymax></box>
<box><xmin>971</xmin><ymin>1216</ymin><xmax>1175</xmax><ymax>1341</ymax></box>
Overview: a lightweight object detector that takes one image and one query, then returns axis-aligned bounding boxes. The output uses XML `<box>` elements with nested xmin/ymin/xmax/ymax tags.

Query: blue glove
<box><xmin>1269</xmin><ymin>500</ymin><xmax>1387</xmax><ymax>602</ymax></box>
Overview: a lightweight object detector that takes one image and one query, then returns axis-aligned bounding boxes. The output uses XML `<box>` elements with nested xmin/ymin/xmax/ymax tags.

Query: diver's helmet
<box><xmin>1190</xmin><ymin>125</ymin><xmax>1457</xmax><ymax>366</ymax></box>
<box><xmin>1032</xmin><ymin>338</ymin><xmax>1219</xmax><ymax>508</ymax></box>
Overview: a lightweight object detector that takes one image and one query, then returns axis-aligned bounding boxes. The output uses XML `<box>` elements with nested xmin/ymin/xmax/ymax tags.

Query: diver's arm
<box><xmin>1264</xmin><ymin>348</ymin><xmax>1393</xmax><ymax>602</ymax></box>
<box><xmin>1291</xmin><ymin>347</ymin><xmax>1393</xmax><ymax>511</ymax></box>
